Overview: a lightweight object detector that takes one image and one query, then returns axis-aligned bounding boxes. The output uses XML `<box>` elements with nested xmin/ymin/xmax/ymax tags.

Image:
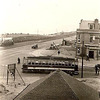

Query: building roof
<box><xmin>14</xmin><ymin>71</ymin><xmax>99</xmax><ymax>100</ymax></box>
<box><xmin>79</xmin><ymin>19</ymin><xmax>100</xmax><ymax>30</ymax></box>
<box><xmin>79</xmin><ymin>20</ymin><xmax>94</xmax><ymax>29</ymax></box>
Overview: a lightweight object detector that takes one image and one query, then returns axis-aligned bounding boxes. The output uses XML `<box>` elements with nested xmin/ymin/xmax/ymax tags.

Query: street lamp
<box><xmin>81</xmin><ymin>41</ymin><xmax>84</xmax><ymax>78</ymax></box>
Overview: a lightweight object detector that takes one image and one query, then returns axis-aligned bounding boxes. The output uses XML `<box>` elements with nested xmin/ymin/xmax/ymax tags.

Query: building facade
<box><xmin>76</xmin><ymin>19</ymin><xmax>100</xmax><ymax>60</ymax></box>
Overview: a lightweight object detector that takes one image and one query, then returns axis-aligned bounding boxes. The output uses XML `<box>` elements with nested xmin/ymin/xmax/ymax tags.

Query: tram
<box><xmin>22</xmin><ymin>56</ymin><xmax>79</xmax><ymax>75</ymax></box>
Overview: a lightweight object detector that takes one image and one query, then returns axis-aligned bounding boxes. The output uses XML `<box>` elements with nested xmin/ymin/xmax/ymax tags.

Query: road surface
<box><xmin>0</xmin><ymin>35</ymin><xmax>76</xmax><ymax>82</ymax></box>
<box><xmin>0</xmin><ymin>35</ymin><xmax>100</xmax><ymax>100</ymax></box>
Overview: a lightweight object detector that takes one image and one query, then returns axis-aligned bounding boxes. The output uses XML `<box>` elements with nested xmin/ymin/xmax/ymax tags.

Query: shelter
<box><xmin>14</xmin><ymin>71</ymin><xmax>99</xmax><ymax>100</ymax></box>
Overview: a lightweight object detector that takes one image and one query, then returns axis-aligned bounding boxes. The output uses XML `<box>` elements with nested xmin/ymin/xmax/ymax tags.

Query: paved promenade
<box><xmin>78</xmin><ymin>58</ymin><xmax>100</xmax><ymax>67</ymax></box>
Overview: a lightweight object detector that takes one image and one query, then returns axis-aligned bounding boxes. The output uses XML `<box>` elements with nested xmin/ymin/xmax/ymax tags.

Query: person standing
<box><xmin>95</xmin><ymin>65</ymin><xmax>98</xmax><ymax>74</ymax></box>
<box><xmin>95</xmin><ymin>65</ymin><xmax>100</xmax><ymax>75</ymax></box>
<box><xmin>18</xmin><ymin>57</ymin><xmax>20</xmax><ymax>64</ymax></box>
<box><xmin>86</xmin><ymin>54</ymin><xmax>89</xmax><ymax>61</ymax></box>
<box><xmin>97</xmin><ymin>66</ymin><xmax>99</xmax><ymax>75</ymax></box>
<box><xmin>58</xmin><ymin>50</ymin><xmax>60</xmax><ymax>55</ymax></box>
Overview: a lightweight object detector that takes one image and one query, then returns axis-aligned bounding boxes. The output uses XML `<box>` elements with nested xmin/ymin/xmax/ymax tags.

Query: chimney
<box><xmin>94</xmin><ymin>19</ymin><xmax>99</xmax><ymax>29</ymax></box>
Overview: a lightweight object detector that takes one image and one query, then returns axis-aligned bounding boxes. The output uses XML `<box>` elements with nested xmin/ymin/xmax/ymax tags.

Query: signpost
<box><xmin>7</xmin><ymin>63</ymin><xmax>16</xmax><ymax>84</ymax></box>
<box><xmin>7</xmin><ymin>63</ymin><xmax>25</xmax><ymax>85</ymax></box>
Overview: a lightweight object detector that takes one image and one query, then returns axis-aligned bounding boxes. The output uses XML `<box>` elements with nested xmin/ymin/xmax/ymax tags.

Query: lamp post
<box><xmin>81</xmin><ymin>41</ymin><xmax>84</xmax><ymax>78</ymax></box>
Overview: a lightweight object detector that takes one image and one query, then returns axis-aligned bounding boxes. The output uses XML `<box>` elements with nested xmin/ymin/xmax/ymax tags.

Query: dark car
<box><xmin>31</xmin><ymin>44</ymin><xmax>38</xmax><ymax>49</ymax></box>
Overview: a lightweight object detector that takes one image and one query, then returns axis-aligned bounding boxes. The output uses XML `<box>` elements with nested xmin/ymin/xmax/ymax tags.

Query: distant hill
<box><xmin>1</xmin><ymin>32</ymin><xmax>76</xmax><ymax>43</ymax></box>
<box><xmin>49</xmin><ymin>31</ymin><xmax>76</xmax><ymax>37</ymax></box>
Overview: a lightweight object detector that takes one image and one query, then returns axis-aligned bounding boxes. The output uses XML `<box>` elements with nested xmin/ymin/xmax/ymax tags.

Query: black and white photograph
<box><xmin>0</xmin><ymin>0</ymin><xmax>100</xmax><ymax>100</ymax></box>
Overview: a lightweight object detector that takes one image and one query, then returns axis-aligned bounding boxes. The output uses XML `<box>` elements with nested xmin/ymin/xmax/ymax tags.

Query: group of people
<box><xmin>86</xmin><ymin>54</ymin><xmax>100</xmax><ymax>75</ymax></box>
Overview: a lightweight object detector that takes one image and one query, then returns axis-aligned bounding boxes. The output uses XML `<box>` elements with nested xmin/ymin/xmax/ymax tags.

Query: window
<box><xmin>99</xmin><ymin>36</ymin><xmax>100</xmax><ymax>44</ymax></box>
<box><xmin>77</xmin><ymin>47</ymin><xmax>80</xmax><ymax>54</ymax></box>
<box><xmin>98</xmin><ymin>50</ymin><xmax>100</xmax><ymax>56</ymax></box>
<box><xmin>90</xmin><ymin>24</ymin><xmax>94</xmax><ymax>29</ymax></box>
<box><xmin>77</xmin><ymin>34</ymin><xmax>80</xmax><ymax>43</ymax></box>
<box><xmin>90</xmin><ymin>24</ymin><xmax>93</xmax><ymax>29</ymax></box>
<box><xmin>90</xmin><ymin>36</ymin><xmax>93</xmax><ymax>42</ymax></box>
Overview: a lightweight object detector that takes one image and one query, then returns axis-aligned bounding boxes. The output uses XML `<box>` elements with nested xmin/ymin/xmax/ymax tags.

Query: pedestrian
<box><xmin>86</xmin><ymin>54</ymin><xmax>89</xmax><ymax>61</ymax></box>
<box><xmin>18</xmin><ymin>57</ymin><xmax>20</xmax><ymax>64</ymax></box>
<box><xmin>23</xmin><ymin>57</ymin><xmax>25</xmax><ymax>60</ymax></box>
<box><xmin>58</xmin><ymin>50</ymin><xmax>60</xmax><ymax>55</ymax></box>
<box><xmin>95</xmin><ymin>65</ymin><xmax>100</xmax><ymax>75</ymax></box>
<box><xmin>97</xmin><ymin>66</ymin><xmax>99</xmax><ymax>75</ymax></box>
<box><xmin>95</xmin><ymin>65</ymin><xmax>98</xmax><ymax>74</ymax></box>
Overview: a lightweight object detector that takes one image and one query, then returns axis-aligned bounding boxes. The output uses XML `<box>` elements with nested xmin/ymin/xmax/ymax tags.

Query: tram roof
<box><xmin>27</xmin><ymin>56</ymin><xmax>76</xmax><ymax>61</ymax></box>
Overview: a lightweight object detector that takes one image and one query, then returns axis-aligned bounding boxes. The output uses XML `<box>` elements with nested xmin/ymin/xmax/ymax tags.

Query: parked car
<box><xmin>31</xmin><ymin>44</ymin><xmax>38</xmax><ymax>49</ymax></box>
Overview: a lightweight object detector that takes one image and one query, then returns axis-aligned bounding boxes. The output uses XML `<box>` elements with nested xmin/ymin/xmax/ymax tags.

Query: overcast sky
<box><xmin>0</xmin><ymin>0</ymin><xmax>100</xmax><ymax>35</ymax></box>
